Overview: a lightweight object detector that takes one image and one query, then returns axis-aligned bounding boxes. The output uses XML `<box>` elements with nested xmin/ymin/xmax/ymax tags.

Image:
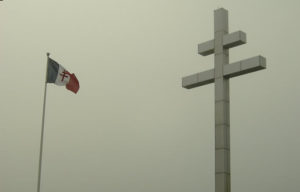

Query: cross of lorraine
<box><xmin>181</xmin><ymin>8</ymin><xmax>266</xmax><ymax>192</ymax></box>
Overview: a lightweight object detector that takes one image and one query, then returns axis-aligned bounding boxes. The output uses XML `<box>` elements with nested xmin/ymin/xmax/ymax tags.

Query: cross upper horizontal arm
<box><xmin>198</xmin><ymin>31</ymin><xmax>247</xmax><ymax>56</ymax></box>
<box><xmin>182</xmin><ymin>69</ymin><xmax>214</xmax><ymax>89</ymax></box>
<box><xmin>223</xmin><ymin>31</ymin><xmax>246</xmax><ymax>49</ymax></box>
<box><xmin>198</xmin><ymin>40</ymin><xmax>214</xmax><ymax>56</ymax></box>
<box><xmin>223</xmin><ymin>56</ymin><xmax>266</xmax><ymax>78</ymax></box>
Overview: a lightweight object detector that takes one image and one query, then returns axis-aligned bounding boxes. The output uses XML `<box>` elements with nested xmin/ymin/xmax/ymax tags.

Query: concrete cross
<box><xmin>181</xmin><ymin>8</ymin><xmax>266</xmax><ymax>192</ymax></box>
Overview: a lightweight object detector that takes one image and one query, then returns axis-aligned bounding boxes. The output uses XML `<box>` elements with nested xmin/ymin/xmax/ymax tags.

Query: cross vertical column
<box><xmin>214</xmin><ymin>8</ymin><xmax>230</xmax><ymax>192</ymax></box>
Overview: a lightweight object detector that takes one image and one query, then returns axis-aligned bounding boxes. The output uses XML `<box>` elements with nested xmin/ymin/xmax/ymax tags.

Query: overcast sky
<box><xmin>1</xmin><ymin>0</ymin><xmax>300</xmax><ymax>192</ymax></box>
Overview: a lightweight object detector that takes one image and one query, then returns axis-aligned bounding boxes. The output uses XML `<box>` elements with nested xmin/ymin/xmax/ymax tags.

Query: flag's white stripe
<box><xmin>55</xmin><ymin>65</ymin><xmax>70</xmax><ymax>86</ymax></box>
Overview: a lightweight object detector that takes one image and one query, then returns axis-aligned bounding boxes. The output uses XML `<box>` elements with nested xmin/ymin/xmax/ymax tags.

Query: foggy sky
<box><xmin>1</xmin><ymin>0</ymin><xmax>300</xmax><ymax>192</ymax></box>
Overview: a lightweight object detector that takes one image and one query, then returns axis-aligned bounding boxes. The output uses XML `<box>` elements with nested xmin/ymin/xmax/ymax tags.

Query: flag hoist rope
<box><xmin>37</xmin><ymin>52</ymin><xmax>50</xmax><ymax>192</ymax></box>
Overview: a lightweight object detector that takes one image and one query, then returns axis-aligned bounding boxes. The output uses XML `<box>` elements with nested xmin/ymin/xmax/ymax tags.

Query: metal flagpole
<box><xmin>37</xmin><ymin>52</ymin><xmax>50</xmax><ymax>192</ymax></box>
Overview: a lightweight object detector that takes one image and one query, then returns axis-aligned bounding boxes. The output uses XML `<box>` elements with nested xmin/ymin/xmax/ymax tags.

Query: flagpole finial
<box><xmin>47</xmin><ymin>52</ymin><xmax>50</xmax><ymax>57</ymax></box>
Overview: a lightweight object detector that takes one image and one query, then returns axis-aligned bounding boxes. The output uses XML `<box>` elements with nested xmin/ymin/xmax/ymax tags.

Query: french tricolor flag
<box><xmin>47</xmin><ymin>58</ymin><xmax>80</xmax><ymax>94</ymax></box>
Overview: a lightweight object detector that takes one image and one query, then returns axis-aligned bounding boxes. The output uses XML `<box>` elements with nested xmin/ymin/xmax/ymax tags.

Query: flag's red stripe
<box><xmin>66</xmin><ymin>73</ymin><xmax>80</xmax><ymax>94</ymax></box>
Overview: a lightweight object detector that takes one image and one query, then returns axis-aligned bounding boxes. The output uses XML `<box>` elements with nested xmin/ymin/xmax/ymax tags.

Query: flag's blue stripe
<box><xmin>47</xmin><ymin>58</ymin><xmax>59</xmax><ymax>83</ymax></box>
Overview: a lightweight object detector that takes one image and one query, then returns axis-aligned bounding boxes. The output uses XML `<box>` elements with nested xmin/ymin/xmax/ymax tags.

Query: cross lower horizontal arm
<box><xmin>223</xmin><ymin>55</ymin><xmax>266</xmax><ymax>78</ymax></box>
<box><xmin>182</xmin><ymin>55</ymin><xmax>266</xmax><ymax>89</ymax></box>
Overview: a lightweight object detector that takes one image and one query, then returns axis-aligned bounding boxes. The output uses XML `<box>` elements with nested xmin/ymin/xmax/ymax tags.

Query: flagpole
<box><xmin>37</xmin><ymin>52</ymin><xmax>50</xmax><ymax>192</ymax></box>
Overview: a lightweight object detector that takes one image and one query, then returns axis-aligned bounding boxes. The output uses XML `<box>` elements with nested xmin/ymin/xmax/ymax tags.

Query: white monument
<box><xmin>182</xmin><ymin>8</ymin><xmax>266</xmax><ymax>192</ymax></box>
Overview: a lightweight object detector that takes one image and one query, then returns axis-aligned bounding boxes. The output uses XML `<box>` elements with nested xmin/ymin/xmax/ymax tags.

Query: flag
<box><xmin>47</xmin><ymin>58</ymin><xmax>80</xmax><ymax>94</ymax></box>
